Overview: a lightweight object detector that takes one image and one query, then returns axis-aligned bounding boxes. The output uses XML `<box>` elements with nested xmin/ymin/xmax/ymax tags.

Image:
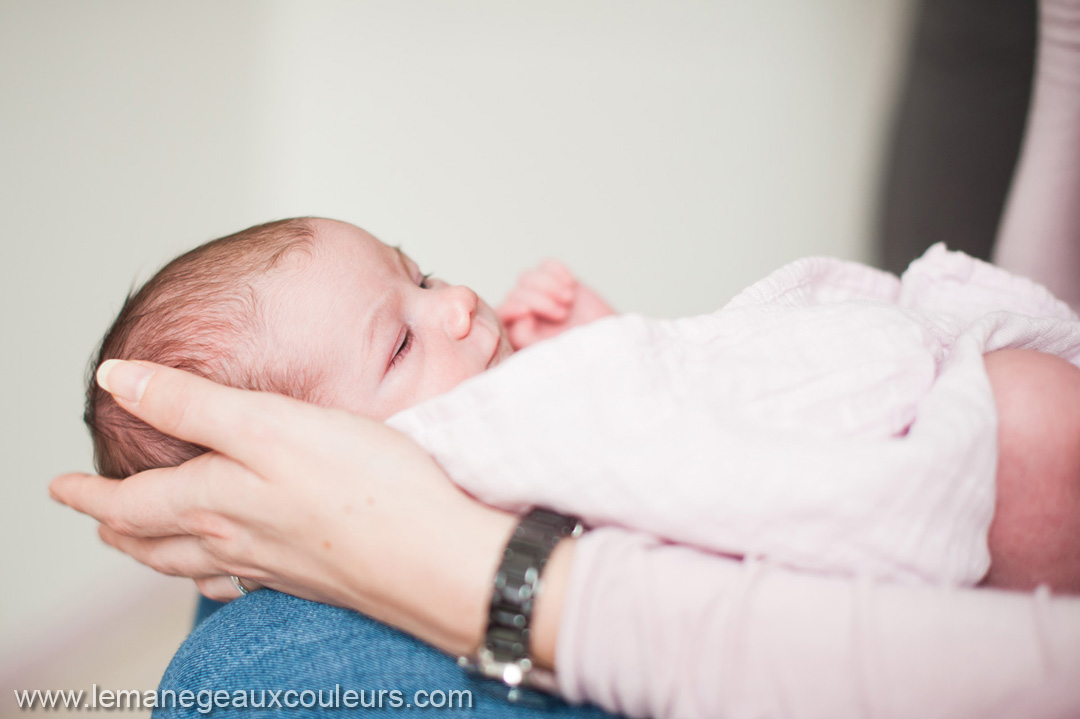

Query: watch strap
<box><xmin>489</xmin><ymin>508</ymin><xmax>582</xmax><ymax>661</ymax></box>
<box><xmin>459</xmin><ymin>508</ymin><xmax>583</xmax><ymax>700</ymax></box>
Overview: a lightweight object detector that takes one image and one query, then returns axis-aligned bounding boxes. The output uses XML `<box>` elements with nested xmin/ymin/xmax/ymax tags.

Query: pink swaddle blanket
<box><xmin>388</xmin><ymin>245</ymin><xmax>1080</xmax><ymax>585</ymax></box>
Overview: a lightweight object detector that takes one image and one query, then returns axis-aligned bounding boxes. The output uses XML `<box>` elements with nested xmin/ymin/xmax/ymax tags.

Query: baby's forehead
<box><xmin>266</xmin><ymin>222</ymin><xmax>414</xmax><ymax>300</ymax></box>
<box><xmin>310</xmin><ymin>220</ymin><xmax>399</xmax><ymax>259</ymax></box>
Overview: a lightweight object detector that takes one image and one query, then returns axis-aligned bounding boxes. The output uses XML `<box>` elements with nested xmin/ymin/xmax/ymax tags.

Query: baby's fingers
<box><xmin>519</xmin><ymin>264</ymin><xmax>576</xmax><ymax>303</ymax></box>
<box><xmin>538</xmin><ymin>259</ymin><xmax>575</xmax><ymax>287</ymax></box>
<box><xmin>498</xmin><ymin>288</ymin><xmax>569</xmax><ymax>324</ymax></box>
<box><xmin>507</xmin><ymin>287</ymin><xmax>571</xmax><ymax>322</ymax></box>
<box><xmin>506</xmin><ymin>315</ymin><xmax>539</xmax><ymax>350</ymax></box>
<box><xmin>497</xmin><ymin>298</ymin><xmax>531</xmax><ymax>323</ymax></box>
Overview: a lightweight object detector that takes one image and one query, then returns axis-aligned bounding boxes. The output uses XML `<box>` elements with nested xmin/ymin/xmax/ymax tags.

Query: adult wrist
<box><xmin>338</xmin><ymin>497</ymin><xmax>518</xmax><ymax>659</ymax></box>
<box><xmin>528</xmin><ymin>536</ymin><xmax>576</xmax><ymax>670</ymax></box>
<box><xmin>459</xmin><ymin>509</ymin><xmax>582</xmax><ymax>699</ymax></box>
<box><xmin>426</xmin><ymin>503</ymin><xmax>520</xmax><ymax>657</ymax></box>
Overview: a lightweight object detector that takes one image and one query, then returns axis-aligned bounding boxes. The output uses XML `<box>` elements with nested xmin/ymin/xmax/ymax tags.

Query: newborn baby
<box><xmin>87</xmin><ymin>217</ymin><xmax>608</xmax><ymax>476</ymax></box>
<box><xmin>87</xmin><ymin>217</ymin><xmax>1080</xmax><ymax>592</ymax></box>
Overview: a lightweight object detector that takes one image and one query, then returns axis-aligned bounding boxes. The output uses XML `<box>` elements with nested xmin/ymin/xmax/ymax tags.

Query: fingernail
<box><xmin>97</xmin><ymin>359</ymin><xmax>154</xmax><ymax>403</ymax></box>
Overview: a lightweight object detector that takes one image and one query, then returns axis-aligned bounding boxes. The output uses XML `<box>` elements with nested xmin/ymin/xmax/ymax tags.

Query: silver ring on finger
<box><xmin>230</xmin><ymin>575</ymin><xmax>251</xmax><ymax>597</ymax></box>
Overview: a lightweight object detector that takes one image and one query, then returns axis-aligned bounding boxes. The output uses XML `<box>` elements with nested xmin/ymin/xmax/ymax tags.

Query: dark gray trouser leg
<box><xmin>876</xmin><ymin>0</ymin><xmax>1036</xmax><ymax>272</ymax></box>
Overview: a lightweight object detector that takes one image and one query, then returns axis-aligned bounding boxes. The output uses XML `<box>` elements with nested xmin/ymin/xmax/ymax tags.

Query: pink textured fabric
<box><xmin>389</xmin><ymin>245</ymin><xmax>1080</xmax><ymax>586</ymax></box>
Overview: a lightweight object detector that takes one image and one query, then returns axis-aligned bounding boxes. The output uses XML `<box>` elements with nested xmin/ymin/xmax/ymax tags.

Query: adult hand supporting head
<box><xmin>50</xmin><ymin>360</ymin><xmax>518</xmax><ymax>656</ymax></box>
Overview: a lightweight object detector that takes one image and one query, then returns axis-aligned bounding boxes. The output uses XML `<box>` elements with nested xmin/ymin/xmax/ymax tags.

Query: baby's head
<box><xmin>87</xmin><ymin>217</ymin><xmax>513</xmax><ymax>478</ymax></box>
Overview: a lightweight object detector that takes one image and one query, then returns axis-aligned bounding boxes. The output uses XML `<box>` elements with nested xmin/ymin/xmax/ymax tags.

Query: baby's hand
<box><xmin>497</xmin><ymin>260</ymin><xmax>615</xmax><ymax>350</ymax></box>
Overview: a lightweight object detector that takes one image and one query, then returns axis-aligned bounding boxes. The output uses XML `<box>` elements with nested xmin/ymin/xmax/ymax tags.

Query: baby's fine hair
<box><xmin>86</xmin><ymin>218</ymin><xmax>321</xmax><ymax>479</ymax></box>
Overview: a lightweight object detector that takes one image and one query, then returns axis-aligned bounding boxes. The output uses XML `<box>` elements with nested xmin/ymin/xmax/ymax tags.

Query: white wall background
<box><xmin>0</xmin><ymin>0</ymin><xmax>915</xmax><ymax>710</ymax></box>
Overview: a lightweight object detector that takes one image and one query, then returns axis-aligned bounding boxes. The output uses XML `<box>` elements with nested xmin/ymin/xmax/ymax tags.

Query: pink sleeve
<box><xmin>556</xmin><ymin>528</ymin><xmax>1080</xmax><ymax>719</ymax></box>
<box><xmin>994</xmin><ymin>0</ymin><xmax>1080</xmax><ymax>309</ymax></box>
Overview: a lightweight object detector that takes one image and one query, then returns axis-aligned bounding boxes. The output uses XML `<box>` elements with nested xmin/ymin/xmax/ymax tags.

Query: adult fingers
<box><xmin>95</xmin><ymin>360</ymin><xmax>319</xmax><ymax>477</ymax></box>
<box><xmin>98</xmin><ymin>524</ymin><xmax>226</xmax><ymax>578</ymax></box>
<box><xmin>196</xmin><ymin>576</ymin><xmax>240</xmax><ymax>603</ymax></box>
<box><xmin>195</xmin><ymin>575</ymin><xmax>265</xmax><ymax>603</ymax></box>
<box><xmin>50</xmin><ymin>453</ymin><xmax>252</xmax><ymax>538</ymax></box>
<box><xmin>51</xmin><ymin>472</ymin><xmax>123</xmax><ymax>522</ymax></box>
<box><xmin>51</xmin><ymin>470</ymin><xmax>189</xmax><ymax>538</ymax></box>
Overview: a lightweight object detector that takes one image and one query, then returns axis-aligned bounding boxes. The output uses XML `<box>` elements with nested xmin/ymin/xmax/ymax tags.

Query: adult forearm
<box><xmin>352</xmin><ymin>498</ymin><xmax>573</xmax><ymax>668</ymax></box>
<box><xmin>556</xmin><ymin>528</ymin><xmax>1080</xmax><ymax>719</ymax></box>
<box><xmin>995</xmin><ymin>0</ymin><xmax>1080</xmax><ymax>307</ymax></box>
<box><xmin>350</xmin><ymin>501</ymin><xmax>518</xmax><ymax>658</ymax></box>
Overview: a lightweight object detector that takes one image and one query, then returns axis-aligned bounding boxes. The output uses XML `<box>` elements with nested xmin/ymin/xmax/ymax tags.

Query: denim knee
<box><xmin>155</xmin><ymin>590</ymin><xmax>613</xmax><ymax>718</ymax></box>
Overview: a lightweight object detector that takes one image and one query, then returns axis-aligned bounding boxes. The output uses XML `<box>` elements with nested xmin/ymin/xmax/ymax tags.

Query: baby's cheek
<box><xmin>403</xmin><ymin>366</ymin><xmax>472</xmax><ymax>412</ymax></box>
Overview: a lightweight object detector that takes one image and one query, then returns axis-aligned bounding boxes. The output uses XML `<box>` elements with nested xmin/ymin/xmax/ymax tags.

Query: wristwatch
<box><xmin>458</xmin><ymin>508</ymin><xmax>583</xmax><ymax>702</ymax></box>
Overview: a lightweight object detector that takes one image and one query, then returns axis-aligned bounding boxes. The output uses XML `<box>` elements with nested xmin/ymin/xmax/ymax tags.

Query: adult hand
<box><xmin>50</xmin><ymin>360</ymin><xmax>518</xmax><ymax>656</ymax></box>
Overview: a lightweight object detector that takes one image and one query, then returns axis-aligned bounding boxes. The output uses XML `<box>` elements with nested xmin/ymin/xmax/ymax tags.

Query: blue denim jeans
<box><xmin>154</xmin><ymin>590</ymin><xmax>616</xmax><ymax>717</ymax></box>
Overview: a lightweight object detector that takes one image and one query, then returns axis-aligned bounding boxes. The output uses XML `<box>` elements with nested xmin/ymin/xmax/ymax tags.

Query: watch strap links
<box><xmin>459</xmin><ymin>508</ymin><xmax>583</xmax><ymax>700</ymax></box>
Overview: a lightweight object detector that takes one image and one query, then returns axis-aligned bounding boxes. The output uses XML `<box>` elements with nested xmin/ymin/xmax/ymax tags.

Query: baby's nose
<box><xmin>442</xmin><ymin>285</ymin><xmax>478</xmax><ymax>339</ymax></box>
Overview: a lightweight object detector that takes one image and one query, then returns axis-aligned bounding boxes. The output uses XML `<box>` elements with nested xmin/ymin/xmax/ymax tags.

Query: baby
<box><xmin>86</xmin><ymin>217</ymin><xmax>612</xmax><ymax>477</ymax></box>
<box><xmin>86</xmin><ymin>217</ymin><xmax>1080</xmax><ymax>592</ymax></box>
